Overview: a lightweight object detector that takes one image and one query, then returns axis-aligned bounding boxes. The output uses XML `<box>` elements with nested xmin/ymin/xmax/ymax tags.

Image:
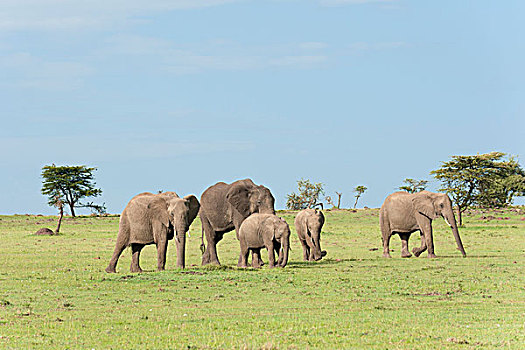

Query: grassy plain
<box><xmin>0</xmin><ymin>208</ymin><xmax>524</xmax><ymax>349</ymax></box>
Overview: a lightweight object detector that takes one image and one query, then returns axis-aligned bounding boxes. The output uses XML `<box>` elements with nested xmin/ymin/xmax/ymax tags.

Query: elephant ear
<box><xmin>411</xmin><ymin>193</ymin><xmax>437</xmax><ymax>219</ymax></box>
<box><xmin>147</xmin><ymin>196</ymin><xmax>170</xmax><ymax>227</ymax></box>
<box><xmin>226</xmin><ymin>182</ymin><xmax>253</xmax><ymax>217</ymax></box>
<box><xmin>183</xmin><ymin>195</ymin><xmax>200</xmax><ymax>225</ymax></box>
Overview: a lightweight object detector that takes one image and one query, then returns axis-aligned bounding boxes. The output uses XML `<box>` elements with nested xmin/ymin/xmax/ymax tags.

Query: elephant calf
<box><xmin>105</xmin><ymin>191</ymin><xmax>200</xmax><ymax>273</ymax></box>
<box><xmin>237</xmin><ymin>214</ymin><xmax>290</xmax><ymax>268</ymax></box>
<box><xmin>294</xmin><ymin>209</ymin><xmax>327</xmax><ymax>261</ymax></box>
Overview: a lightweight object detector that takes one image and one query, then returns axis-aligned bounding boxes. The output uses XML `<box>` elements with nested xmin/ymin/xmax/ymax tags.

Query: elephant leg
<box><xmin>267</xmin><ymin>242</ymin><xmax>276</xmax><ymax>268</ymax></box>
<box><xmin>299</xmin><ymin>239</ymin><xmax>309</xmax><ymax>261</ymax></box>
<box><xmin>380</xmin><ymin>212</ymin><xmax>392</xmax><ymax>258</ymax></box>
<box><xmin>238</xmin><ymin>240</ymin><xmax>250</xmax><ymax>268</ymax></box>
<box><xmin>419</xmin><ymin>221</ymin><xmax>436</xmax><ymax>258</ymax></box>
<box><xmin>251</xmin><ymin>248</ymin><xmax>264</xmax><ymax>268</ymax></box>
<box><xmin>156</xmin><ymin>239</ymin><xmax>168</xmax><ymax>271</ymax></box>
<box><xmin>201</xmin><ymin>216</ymin><xmax>220</xmax><ymax>266</ymax></box>
<box><xmin>399</xmin><ymin>233</ymin><xmax>412</xmax><ymax>258</ymax></box>
<box><xmin>130</xmin><ymin>243</ymin><xmax>144</xmax><ymax>273</ymax></box>
<box><xmin>308</xmin><ymin>244</ymin><xmax>315</xmax><ymax>261</ymax></box>
<box><xmin>412</xmin><ymin>232</ymin><xmax>427</xmax><ymax>257</ymax></box>
<box><xmin>106</xmin><ymin>240</ymin><xmax>127</xmax><ymax>273</ymax></box>
<box><xmin>274</xmin><ymin>242</ymin><xmax>283</xmax><ymax>265</ymax></box>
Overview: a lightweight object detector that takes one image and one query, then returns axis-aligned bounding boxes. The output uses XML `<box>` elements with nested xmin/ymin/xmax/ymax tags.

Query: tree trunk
<box><xmin>69</xmin><ymin>202</ymin><xmax>76</xmax><ymax>217</ymax></box>
<box><xmin>55</xmin><ymin>205</ymin><xmax>63</xmax><ymax>233</ymax></box>
<box><xmin>336</xmin><ymin>192</ymin><xmax>342</xmax><ymax>209</ymax></box>
<box><xmin>354</xmin><ymin>195</ymin><xmax>359</xmax><ymax>209</ymax></box>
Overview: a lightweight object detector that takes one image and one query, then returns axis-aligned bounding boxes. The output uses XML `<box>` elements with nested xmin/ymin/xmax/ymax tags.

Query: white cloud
<box><xmin>0</xmin><ymin>53</ymin><xmax>93</xmax><ymax>90</ymax></box>
<box><xmin>0</xmin><ymin>0</ymin><xmax>242</xmax><ymax>31</ymax></box>
<box><xmin>320</xmin><ymin>0</ymin><xmax>393</xmax><ymax>5</ymax></box>
<box><xmin>298</xmin><ymin>42</ymin><xmax>329</xmax><ymax>50</ymax></box>
<box><xmin>0</xmin><ymin>135</ymin><xmax>254</xmax><ymax>162</ymax></box>
<box><xmin>98</xmin><ymin>35</ymin><xmax>329</xmax><ymax>73</ymax></box>
<box><xmin>347</xmin><ymin>41</ymin><xmax>409</xmax><ymax>51</ymax></box>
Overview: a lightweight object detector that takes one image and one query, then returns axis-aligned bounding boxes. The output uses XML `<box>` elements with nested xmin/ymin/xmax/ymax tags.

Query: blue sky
<box><xmin>1</xmin><ymin>0</ymin><xmax>524</xmax><ymax>214</ymax></box>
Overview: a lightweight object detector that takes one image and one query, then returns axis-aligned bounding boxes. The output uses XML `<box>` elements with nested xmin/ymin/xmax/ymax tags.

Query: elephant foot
<box><xmin>412</xmin><ymin>248</ymin><xmax>423</xmax><ymax>257</ymax></box>
<box><xmin>105</xmin><ymin>266</ymin><xmax>116</xmax><ymax>273</ymax></box>
<box><xmin>401</xmin><ymin>251</ymin><xmax>412</xmax><ymax>258</ymax></box>
<box><xmin>130</xmin><ymin>266</ymin><xmax>143</xmax><ymax>273</ymax></box>
<box><xmin>237</xmin><ymin>263</ymin><xmax>248</xmax><ymax>268</ymax></box>
<box><xmin>427</xmin><ymin>253</ymin><xmax>437</xmax><ymax>258</ymax></box>
<box><xmin>382</xmin><ymin>253</ymin><xmax>392</xmax><ymax>258</ymax></box>
<box><xmin>157</xmin><ymin>267</ymin><xmax>165</xmax><ymax>272</ymax></box>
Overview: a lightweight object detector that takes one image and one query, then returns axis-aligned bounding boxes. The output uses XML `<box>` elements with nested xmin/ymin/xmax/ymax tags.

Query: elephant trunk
<box><xmin>279</xmin><ymin>241</ymin><xmax>289</xmax><ymax>267</ymax></box>
<box><xmin>311</xmin><ymin>235</ymin><xmax>326</xmax><ymax>261</ymax></box>
<box><xmin>443</xmin><ymin>211</ymin><xmax>466</xmax><ymax>257</ymax></box>
<box><xmin>175</xmin><ymin>223</ymin><xmax>187</xmax><ymax>268</ymax></box>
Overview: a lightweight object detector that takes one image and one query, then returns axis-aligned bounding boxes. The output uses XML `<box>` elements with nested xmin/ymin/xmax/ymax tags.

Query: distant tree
<box><xmin>41</xmin><ymin>164</ymin><xmax>105</xmax><ymax>217</ymax></box>
<box><xmin>475</xmin><ymin>155</ymin><xmax>525</xmax><ymax>208</ymax></box>
<box><xmin>398</xmin><ymin>178</ymin><xmax>428</xmax><ymax>193</ymax></box>
<box><xmin>325</xmin><ymin>192</ymin><xmax>343</xmax><ymax>209</ymax></box>
<box><xmin>431</xmin><ymin>152</ymin><xmax>525</xmax><ymax>225</ymax></box>
<box><xmin>286</xmin><ymin>179</ymin><xmax>324</xmax><ymax>210</ymax></box>
<box><xmin>353</xmin><ymin>185</ymin><xmax>367</xmax><ymax>208</ymax></box>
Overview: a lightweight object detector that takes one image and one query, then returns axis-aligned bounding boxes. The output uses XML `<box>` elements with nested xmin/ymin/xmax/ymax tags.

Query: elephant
<box><xmin>237</xmin><ymin>214</ymin><xmax>290</xmax><ymax>268</ymax></box>
<box><xmin>199</xmin><ymin>179</ymin><xmax>275</xmax><ymax>266</ymax></box>
<box><xmin>105</xmin><ymin>191</ymin><xmax>200</xmax><ymax>273</ymax></box>
<box><xmin>379</xmin><ymin>191</ymin><xmax>466</xmax><ymax>258</ymax></box>
<box><xmin>294</xmin><ymin>209</ymin><xmax>327</xmax><ymax>261</ymax></box>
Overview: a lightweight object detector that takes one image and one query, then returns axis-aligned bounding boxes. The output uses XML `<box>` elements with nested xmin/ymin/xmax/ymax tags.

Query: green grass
<box><xmin>0</xmin><ymin>208</ymin><xmax>524</xmax><ymax>349</ymax></box>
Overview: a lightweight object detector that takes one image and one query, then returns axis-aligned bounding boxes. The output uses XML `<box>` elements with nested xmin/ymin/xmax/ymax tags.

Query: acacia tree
<box><xmin>286</xmin><ymin>179</ymin><xmax>324</xmax><ymax>210</ymax></box>
<box><xmin>326</xmin><ymin>192</ymin><xmax>343</xmax><ymax>209</ymax></box>
<box><xmin>431</xmin><ymin>152</ymin><xmax>525</xmax><ymax>225</ymax></box>
<box><xmin>353</xmin><ymin>185</ymin><xmax>367</xmax><ymax>208</ymax></box>
<box><xmin>398</xmin><ymin>178</ymin><xmax>428</xmax><ymax>193</ymax></box>
<box><xmin>41</xmin><ymin>165</ymin><xmax>105</xmax><ymax>217</ymax></box>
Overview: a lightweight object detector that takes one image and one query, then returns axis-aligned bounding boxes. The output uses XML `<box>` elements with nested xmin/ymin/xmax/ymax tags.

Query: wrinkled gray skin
<box><xmin>380</xmin><ymin>191</ymin><xmax>466</xmax><ymax>258</ymax></box>
<box><xmin>294</xmin><ymin>209</ymin><xmax>327</xmax><ymax>261</ymax></box>
<box><xmin>237</xmin><ymin>214</ymin><xmax>290</xmax><ymax>268</ymax></box>
<box><xmin>199</xmin><ymin>179</ymin><xmax>275</xmax><ymax>266</ymax></box>
<box><xmin>105</xmin><ymin>191</ymin><xmax>200</xmax><ymax>273</ymax></box>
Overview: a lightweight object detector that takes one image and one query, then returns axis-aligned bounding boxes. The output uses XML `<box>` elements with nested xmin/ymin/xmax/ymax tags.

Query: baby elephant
<box><xmin>295</xmin><ymin>209</ymin><xmax>327</xmax><ymax>261</ymax></box>
<box><xmin>238</xmin><ymin>214</ymin><xmax>290</xmax><ymax>268</ymax></box>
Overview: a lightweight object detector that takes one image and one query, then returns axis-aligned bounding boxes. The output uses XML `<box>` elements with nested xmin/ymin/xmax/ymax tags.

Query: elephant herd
<box><xmin>105</xmin><ymin>178</ymin><xmax>466</xmax><ymax>273</ymax></box>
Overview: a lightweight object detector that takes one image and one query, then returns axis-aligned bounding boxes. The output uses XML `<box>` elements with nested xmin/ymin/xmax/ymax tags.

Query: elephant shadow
<box><xmin>285</xmin><ymin>258</ymin><xmax>374</xmax><ymax>269</ymax></box>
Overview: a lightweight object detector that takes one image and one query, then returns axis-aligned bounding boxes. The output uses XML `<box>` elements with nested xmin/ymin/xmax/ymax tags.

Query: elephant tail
<box><xmin>200</xmin><ymin>216</ymin><xmax>206</xmax><ymax>255</ymax></box>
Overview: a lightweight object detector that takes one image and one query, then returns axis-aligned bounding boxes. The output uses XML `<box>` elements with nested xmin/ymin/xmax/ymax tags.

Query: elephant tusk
<box><xmin>443</xmin><ymin>216</ymin><xmax>453</xmax><ymax>228</ymax></box>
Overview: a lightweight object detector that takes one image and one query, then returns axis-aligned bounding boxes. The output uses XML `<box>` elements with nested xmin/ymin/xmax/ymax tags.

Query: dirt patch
<box><xmin>34</xmin><ymin>228</ymin><xmax>56</xmax><ymax>236</ymax></box>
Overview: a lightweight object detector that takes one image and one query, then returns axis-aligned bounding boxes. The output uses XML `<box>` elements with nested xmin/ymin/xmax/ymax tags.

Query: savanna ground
<box><xmin>0</xmin><ymin>208</ymin><xmax>524</xmax><ymax>349</ymax></box>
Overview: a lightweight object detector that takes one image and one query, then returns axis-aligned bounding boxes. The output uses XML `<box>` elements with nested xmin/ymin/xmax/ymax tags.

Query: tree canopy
<box><xmin>353</xmin><ymin>185</ymin><xmax>367</xmax><ymax>208</ymax></box>
<box><xmin>286</xmin><ymin>179</ymin><xmax>324</xmax><ymax>210</ymax></box>
<box><xmin>398</xmin><ymin>178</ymin><xmax>428</xmax><ymax>193</ymax></box>
<box><xmin>431</xmin><ymin>152</ymin><xmax>525</xmax><ymax>225</ymax></box>
<box><xmin>41</xmin><ymin>165</ymin><xmax>105</xmax><ymax>217</ymax></box>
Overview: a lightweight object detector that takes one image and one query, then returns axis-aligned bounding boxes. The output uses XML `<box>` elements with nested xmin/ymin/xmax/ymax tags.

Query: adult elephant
<box><xmin>199</xmin><ymin>179</ymin><xmax>275</xmax><ymax>265</ymax></box>
<box><xmin>380</xmin><ymin>191</ymin><xmax>466</xmax><ymax>258</ymax></box>
<box><xmin>105</xmin><ymin>191</ymin><xmax>200</xmax><ymax>273</ymax></box>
